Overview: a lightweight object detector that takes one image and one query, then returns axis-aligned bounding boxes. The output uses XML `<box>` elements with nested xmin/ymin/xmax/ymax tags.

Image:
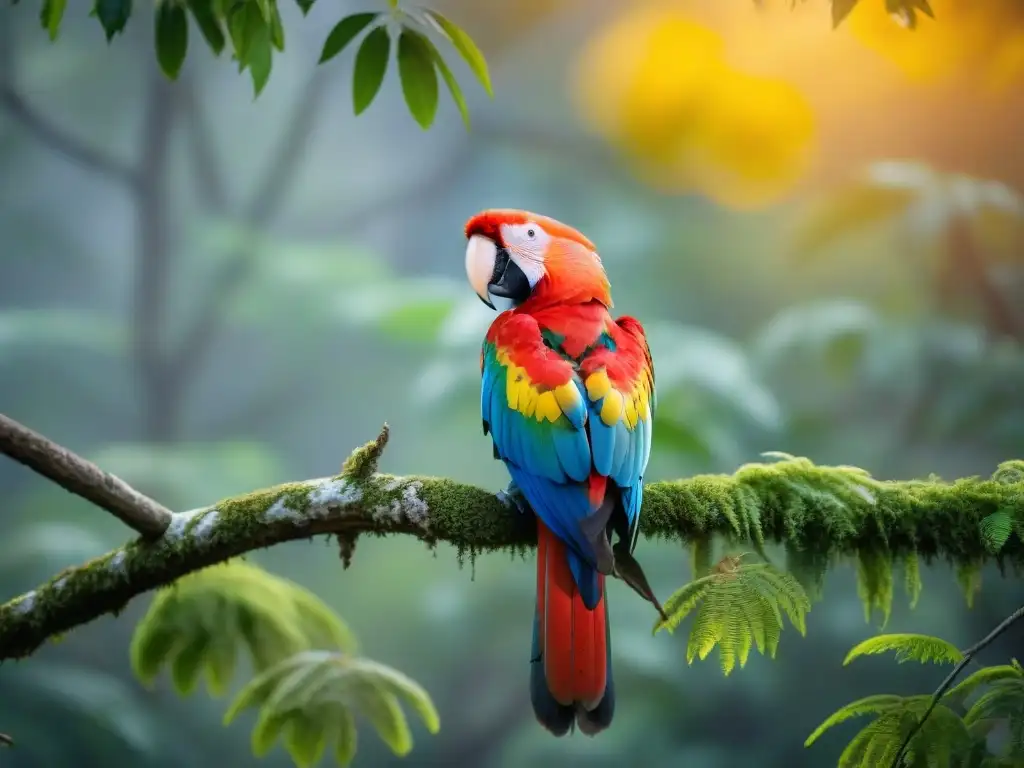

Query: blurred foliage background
<box><xmin>1</xmin><ymin>0</ymin><xmax>1024</xmax><ymax>766</ymax></box>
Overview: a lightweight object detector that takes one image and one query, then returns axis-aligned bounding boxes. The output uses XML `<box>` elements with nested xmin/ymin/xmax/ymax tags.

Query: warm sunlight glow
<box><xmin>572</xmin><ymin>8</ymin><xmax>817</xmax><ymax>209</ymax></box>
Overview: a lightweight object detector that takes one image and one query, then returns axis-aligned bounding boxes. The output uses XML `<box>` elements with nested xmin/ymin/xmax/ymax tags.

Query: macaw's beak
<box><xmin>465</xmin><ymin>234</ymin><xmax>532</xmax><ymax>310</ymax></box>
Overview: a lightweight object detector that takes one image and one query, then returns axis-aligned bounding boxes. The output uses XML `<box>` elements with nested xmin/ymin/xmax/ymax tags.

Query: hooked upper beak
<box><xmin>465</xmin><ymin>234</ymin><xmax>498</xmax><ymax>309</ymax></box>
<box><xmin>465</xmin><ymin>234</ymin><xmax>533</xmax><ymax>310</ymax></box>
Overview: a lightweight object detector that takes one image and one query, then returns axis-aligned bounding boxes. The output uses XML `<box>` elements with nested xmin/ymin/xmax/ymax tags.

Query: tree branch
<box><xmin>0</xmin><ymin>420</ymin><xmax>1021</xmax><ymax>661</ymax></box>
<box><xmin>890</xmin><ymin>603</ymin><xmax>1024</xmax><ymax>767</ymax></box>
<box><xmin>0</xmin><ymin>413</ymin><xmax>173</xmax><ymax>537</ymax></box>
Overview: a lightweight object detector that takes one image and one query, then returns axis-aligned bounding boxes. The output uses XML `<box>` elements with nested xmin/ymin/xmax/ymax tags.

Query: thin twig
<box><xmin>0</xmin><ymin>413</ymin><xmax>173</xmax><ymax>537</ymax></box>
<box><xmin>0</xmin><ymin>85</ymin><xmax>139</xmax><ymax>188</ymax></box>
<box><xmin>180</xmin><ymin>76</ymin><xmax>230</xmax><ymax>212</ymax></box>
<box><xmin>890</xmin><ymin>604</ymin><xmax>1024</xmax><ymax>767</ymax></box>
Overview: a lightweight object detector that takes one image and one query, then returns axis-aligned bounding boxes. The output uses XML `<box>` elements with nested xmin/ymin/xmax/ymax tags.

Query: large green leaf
<box><xmin>131</xmin><ymin>561</ymin><xmax>357</xmax><ymax>696</ymax></box>
<box><xmin>225</xmin><ymin>650</ymin><xmax>439</xmax><ymax>766</ymax></box>
<box><xmin>154</xmin><ymin>0</ymin><xmax>189</xmax><ymax>79</ymax></box>
<box><xmin>352</xmin><ymin>25</ymin><xmax>391</xmax><ymax>115</ymax></box>
<box><xmin>94</xmin><ymin>0</ymin><xmax>133</xmax><ymax>42</ymax></box>
<box><xmin>397</xmin><ymin>29</ymin><xmax>439</xmax><ymax>129</ymax></box>
<box><xmin>319</xmin><ymin>12</ymin><xmax>378</xmax><ymax>65</ymax></box>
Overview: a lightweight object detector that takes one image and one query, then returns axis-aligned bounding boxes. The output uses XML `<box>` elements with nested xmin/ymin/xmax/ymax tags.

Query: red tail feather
<box><xmin>536</xmin><ymin>520</ymin><xmax>607</xmax><ymax>710</ymax></box>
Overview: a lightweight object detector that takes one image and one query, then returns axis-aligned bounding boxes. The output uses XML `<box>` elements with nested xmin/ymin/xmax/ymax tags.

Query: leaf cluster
<box><xmin>28</xmin><ymin>0</ymin><xmax>492</xmax><ymax>126</ymax></box>
<box><xmin>808</xmin><ymin>635</ymin><xmax>1024</xmax><ymax>767</ymax></box>
<box><xmin>130</xmin><ymin>560</ymin><xmax>438</xmax><ymax>766</ymax></box>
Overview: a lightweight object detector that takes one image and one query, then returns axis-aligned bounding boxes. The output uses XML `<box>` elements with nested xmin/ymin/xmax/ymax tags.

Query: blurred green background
<box><xmin>1</xmin><ymin>0</ymin><xmax>1023</xmax><ymax>766</ymax></box>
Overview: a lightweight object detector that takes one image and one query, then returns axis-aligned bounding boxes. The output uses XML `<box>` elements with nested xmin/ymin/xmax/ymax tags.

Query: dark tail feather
<box><xmin>530</xmin><ymin>609</ymin><xmax>574</xmax><ymax>736</ymax></box>
<box><xmin>575</xmin><ymin>591</ymin><xmax>615</xmax><ymax>736</ymax></box>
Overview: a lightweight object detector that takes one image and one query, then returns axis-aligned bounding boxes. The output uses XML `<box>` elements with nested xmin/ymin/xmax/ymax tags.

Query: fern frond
<box><xmin>980</xmin><ymin>510</ymin><xmax>1015</xmax><ymax>554</ymax></box>
<box><xmin>964</xmin><ymin>677</ymin><xmax>1024</xmax><ymax>731</ymax></box>
<box><xmin>226</xmin><ymin>650</ymin><xmax>439</xmax><ymax>766</ymax></box>
<box><xmin>807</xmin><ymin>694</ymin><xmax>971</xmax><ymax>768</ymax></box>
<box><xmin>843</xmin><ymin>634</ymin><xmax>963</xmax><ymax>667</ymax></box>
<box><xmin>656</xmin><ymin>558</ymin><xmax>809</xmax><ymax>675</ymax></box>
<box><xmin>946</xmin><ymin>663</ymin><xmax>1024</xmax><ymax>705</ymax></box>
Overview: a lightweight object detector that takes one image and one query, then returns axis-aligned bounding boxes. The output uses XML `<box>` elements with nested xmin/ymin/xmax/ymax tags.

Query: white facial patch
<box><xmin>500</xmin><ymin>222</ymin><xmax>549</xmax><ymax>288</ymax></box>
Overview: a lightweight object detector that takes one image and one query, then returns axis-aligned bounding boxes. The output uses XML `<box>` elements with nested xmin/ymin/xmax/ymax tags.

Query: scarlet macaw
<box><xmin>463</xmin><ymin>209</ymin><xmax>661</xmax><ymax>737</ymax></box>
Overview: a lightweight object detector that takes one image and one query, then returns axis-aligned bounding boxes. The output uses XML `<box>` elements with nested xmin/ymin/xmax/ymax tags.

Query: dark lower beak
<box><xmin>486</xmin><ymin>248</ymin><xmax>531</xmax><ymax>306</ymax></box>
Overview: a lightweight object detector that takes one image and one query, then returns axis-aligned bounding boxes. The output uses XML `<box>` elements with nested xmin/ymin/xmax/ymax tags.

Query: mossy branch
<box><xmin>0</xmin><ymin>418</ymin><xmax>1022</xmax><ymax>661</ymax></box>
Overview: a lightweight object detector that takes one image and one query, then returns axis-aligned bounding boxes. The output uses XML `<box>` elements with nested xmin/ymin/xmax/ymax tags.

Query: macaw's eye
<box><xmin>527</xmin><ymin>228</ymin><xmax>536</xmax><ymax>239</ymax></box>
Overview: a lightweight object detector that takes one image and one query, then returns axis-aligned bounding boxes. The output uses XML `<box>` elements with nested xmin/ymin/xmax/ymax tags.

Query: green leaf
<box><xmin>246</xmin><ymin>12</ymin><xmax>273</xmax><ymax>96</ymax></box>
<box><xmin>654</xmin><ymin>559</ymin><xmax>810</xmax><ymax>676</ymax></box>
<box><xmin>154</xmin><ymin>1</ymin><xmax>189</xmax><ymax>80</ymax></box>
<box><xmin>352</xmin><ymin>25</ymin><xmax>390</xmax><ymax>115</ymax></box>
<box><xmin>40</xmin><ymin>0</ymin><xmax>67</xmax><ymax>40</ymax></box>
<box><xmin>843</xmin><ymin>633</ymin><xmax>963</xmax><ymax>667</ymax></box>
<box><xmin>227</xmin><ymin>0</ymin><xmax>263</xmax><ymax>65</ymax></box>
<box><xmin>93</xmin><ymin>0</ymin><xmax>132</xmax><ymax>42</ymax></box>
<box><xmin>831</xmin><ymin>0</ymin><xmax>861</xmax><ymax>29</ymax></box>
<box><xmin>130</xmin><ymin>561</ymin><xmax>357</xmax><ymax>695</ymax></box>
<box><xmin>423</xmin><ymin>10</ymin><xmax>492</xmax><ymax>97</ymax></box>
<box><xmin>294</xmin><ymin>0</ymin><xmax>316</xmax><ymax>14</ymax></box>
<box><xmin>418</xmin><ymin>36</ymin><xmax>469</xmax><ymax>129</ymax></box>
<box><xmin>319</xmin><ymin>12</ymin><xmax>378</xmax><ymax>65</ymax></box>
<box><xmin>227</xmin><ymin>651</ymin><xmax>438</xmax><ymax>766</ymax></box>
<box><xmin>187</xmin><ymin>0</ymin><xmax>224</xmax><ymax>55</ymax></box>
<box><xmin>980</xmin><ymin>510</ymin><xmax>1015</xmax><ymax>553</ymax></box>
<box><xmin>268</xmin><ymin>1</ymin><xmax>284</xmax><ymax>51</ymax></box>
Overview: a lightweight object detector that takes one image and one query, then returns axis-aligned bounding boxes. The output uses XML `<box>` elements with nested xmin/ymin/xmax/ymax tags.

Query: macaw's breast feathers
<box><xmin>482</xmin><ymin>313</ymin><xmax>591</xmax><ymax>485</ymax></box>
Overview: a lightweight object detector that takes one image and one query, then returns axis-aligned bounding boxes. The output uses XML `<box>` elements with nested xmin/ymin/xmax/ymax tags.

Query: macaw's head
<box><xmin>463</xmin><ymin>209</ymin><xmax>612</xmax><ymax>311</ymax></box>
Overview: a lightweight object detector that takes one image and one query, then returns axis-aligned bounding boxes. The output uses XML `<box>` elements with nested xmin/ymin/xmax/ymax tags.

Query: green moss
<box><xmin>2</xmin><ymin>455</ymin><xmax>1022</xmax><ymax>663</ymax></box>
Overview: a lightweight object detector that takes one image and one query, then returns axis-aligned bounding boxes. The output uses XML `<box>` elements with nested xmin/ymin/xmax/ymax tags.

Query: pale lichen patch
<box><xmin>12</xmin><ymin>591</ymin><xmax>36</xmax><ymax>615</ymax></box>
<box><xmin>191</xmin><ymin>509</ymin><xmax>220</xmax><ymax>541</ymax></box>
<box><xmin>163</xmin><ymin>509</ymin><xmax>203</xmax><ymax>543</ymax></box>
<box><xmin>307</xmin><ymin>478</ymin><xmax>362</xmax><ymax>519</ymax></box>
<box><xmin>372</xmin><ymin>481</ymin><xmax>430</xmax><ymax>528</ymax></box>
<box><xmin>107</xmin><ymin>551</ymin><xmax>127</xmax><ymax>575</ymax></box>
<box><xmin>52</xmin><ymin>577</ymin><xmax>67</xmax><ymax>592</ymax></box>
<box><xmin>851</xmin><ymin>484</ymin><xmax>877</xmax><ymax>505</ymax></box>
<box><xmin>265</xmin><ymin>496</ymin><xmax>303</xmax><ymax>522</ymax></box>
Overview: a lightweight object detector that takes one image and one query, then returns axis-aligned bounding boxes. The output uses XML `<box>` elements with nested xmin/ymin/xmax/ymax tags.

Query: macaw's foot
<box><xmin>612</xmin><ymin>540</ymin><xmax>668</xmax><ymax>623</ymax></box>
<box><xmin>499</xmin><ymin>481</ymin><xmax>533</xmax><ymax>517</ymax></box>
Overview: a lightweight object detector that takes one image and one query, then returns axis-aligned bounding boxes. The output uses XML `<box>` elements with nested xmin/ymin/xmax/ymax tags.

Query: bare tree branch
<box><xmin>890</xmin><ymin>604</ymin><xmax>1024</xmax><ymax>768</ymax></box>
<box><xmin>0</xmin><ymin>413</ymin><xmax>173</xmax><ymax>537</ymax></box>
<box><xmin>0</xmin><ymin>84</ymin><xmax>140</xmax><ymax>188</ymax></box>
<box><xmin>0</xmin><ymin>422</ymin><xmax>1021</xmax><ymax>661</ymax></box>
<box><xmin>170</xmin><ymin>69</ymin><xmax>331</xmax><ymax>385</ymax></box>
<box><xmin>133</xmin><ymin>72</ymin><xmax>181</xmax><ymax>442</ymax></box>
